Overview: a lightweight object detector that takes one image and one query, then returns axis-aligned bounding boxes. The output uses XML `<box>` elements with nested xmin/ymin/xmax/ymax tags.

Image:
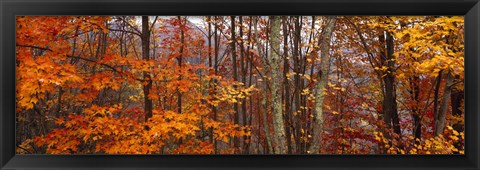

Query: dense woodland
<box><xmin>16</xmin><ymin>16</ymin><xmax>464</xmax><ymax>154</ymax></box>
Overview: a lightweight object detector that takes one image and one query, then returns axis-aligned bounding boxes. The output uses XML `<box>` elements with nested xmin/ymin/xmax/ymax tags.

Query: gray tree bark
<box><xmin>269</xmin><ymin>16</ymin><xmax>287</xmax><ymax>154</ymax></box>
<box><xmin>254</xmin><ymin>17</ymin><xmax>273</xmax><ymax>153</ymax></box>
<box><xmin>309</xmin><ymin>16</ymin><xmax>336</xmax><ymax>154</ymax></box>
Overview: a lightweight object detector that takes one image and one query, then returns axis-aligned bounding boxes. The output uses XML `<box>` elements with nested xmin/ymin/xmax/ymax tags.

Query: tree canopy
<box><xmin>16</xmin><ymin>16</ymin><xmax>464</xmax><ymax>154</ymax></box>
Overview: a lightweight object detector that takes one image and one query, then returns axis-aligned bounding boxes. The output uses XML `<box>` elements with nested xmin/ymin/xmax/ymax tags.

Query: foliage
<box><xmin>16</xmin><ymin>16</ymin><xmax>464</xmax><ymax>154</ymax></box>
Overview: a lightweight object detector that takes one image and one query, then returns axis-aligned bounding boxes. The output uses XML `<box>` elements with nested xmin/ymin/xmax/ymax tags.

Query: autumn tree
<box><xmin>16</xmin><ymin>16</ymin><xmax>464</xmax><ymax>155</ymax></box>
<box><xmin>309</xmin><ymin>16</ymin><xmax>337</xmax><ymax>154</ymax></box>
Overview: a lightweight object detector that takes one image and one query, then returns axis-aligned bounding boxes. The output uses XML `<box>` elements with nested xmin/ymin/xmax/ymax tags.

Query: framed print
<box><xmin>1</xmin><ymin>0</ymin><xmax>479</xmax><ymax>169</ymax></box>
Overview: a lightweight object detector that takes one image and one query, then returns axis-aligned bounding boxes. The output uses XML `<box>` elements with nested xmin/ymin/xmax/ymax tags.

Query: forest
<box><xmin>15</xmin><ymin>16</ymin><xmax>464</xmax><ymax>154</ymax></box>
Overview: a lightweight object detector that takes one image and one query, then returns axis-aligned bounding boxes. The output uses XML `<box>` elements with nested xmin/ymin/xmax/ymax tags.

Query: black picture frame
<box><xmin>1</xmin><ymin>0</ymin><xmax>479</xmax><ymax>169</ymax></box>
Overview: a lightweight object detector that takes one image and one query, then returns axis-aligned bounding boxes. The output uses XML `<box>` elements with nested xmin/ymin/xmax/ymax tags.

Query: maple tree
<box><xmin>16</xmin><ymin>16</ymin><xmax>464</xmax><ymax>154</ymax></box>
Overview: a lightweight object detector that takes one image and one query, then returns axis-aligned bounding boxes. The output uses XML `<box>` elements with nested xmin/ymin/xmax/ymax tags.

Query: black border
<box><xmin>1</xmin><ymin>0</ymin><xmax>479</xmax><ymax>169</ymax></box>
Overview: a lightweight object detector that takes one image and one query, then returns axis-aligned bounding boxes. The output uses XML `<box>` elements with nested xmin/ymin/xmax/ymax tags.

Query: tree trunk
<box><xmin>245</xmin><ymin>16</ymin><xmax>254</xmax><ymax>154</ymax></box>
<box><xmin>381</xmin><ymin>31</ymin><xmax>401</xmax><ymax>137</ymax></box>
<box><xmin>207</xmin><ymin>16</ymin><xmax>215</xmax><ymax>146</ymax></box>
<box><xmin>433</xmin><ymin>70</ymin><xmax>443</xmax><ymax>133</ymax></box>
<box><xmin>410</xmin><ymin>75</ymin><xmax>422</xmax><ymax>141</ymax></box>
<box><xmin>450</xmin><ymin>78</ymin><xmax>464</xmax><ymax>132</ymax></box>
<box><xmin>309</xmin><ymin>16</ymin><xmax>336</xmax><ymax>154</ymax></box>
<box><xmin>282</xmin><ymin>16</ymin><xmax>293</xmax><ymax>154</ymax></box>
<box><xmin>292</xmin><ymin>16</ymin><xmax>304</xmax><ymax>153</ymax></box>
<box><xmin>231</xmin><ymin>16</ymin><xmax>240</xmax><ymax>152</ymax></box>
<box><xmin>435</xmin><ymin>71</ymin><xmax>453</xmax><ymax>136</ymax></box>
<box><xmin>177</xmin><ymin>16</ymin><xmax>184</xmax><ymax>114</ymax></box>
<box><xmin>269</xmin><ymin>16</ymin><xmax>287</xmax><ymax>154</ymax></box>
<box><xmin>141</xmin><ymin>16</ymin><xmax>153</xmax><ymax>122</ymax></box>
<box><xmin>213</xmin><ymin>16</ymin><xmax>220</xmax><ymax>153</ymax></box>
<box><xmin>254</xmin><ymin>16</ymin><xmax>273</xmax><ymax>153</ymax></box>
<box><xmin>238</xmin><ymin>16</ymin><xmax>249</xmax><ymax>154</ymax></box>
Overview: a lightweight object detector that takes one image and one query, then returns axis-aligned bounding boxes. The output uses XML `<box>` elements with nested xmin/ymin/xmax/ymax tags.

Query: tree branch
<box><xmin>108</xmin><ymin>28</ymin><xmax>141</xmax><ymax>36</ymax></box>
<box><xmin>16</xmin><ymin>44</ymin><xmax>145</xmax><ymax>82</ymax></box>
